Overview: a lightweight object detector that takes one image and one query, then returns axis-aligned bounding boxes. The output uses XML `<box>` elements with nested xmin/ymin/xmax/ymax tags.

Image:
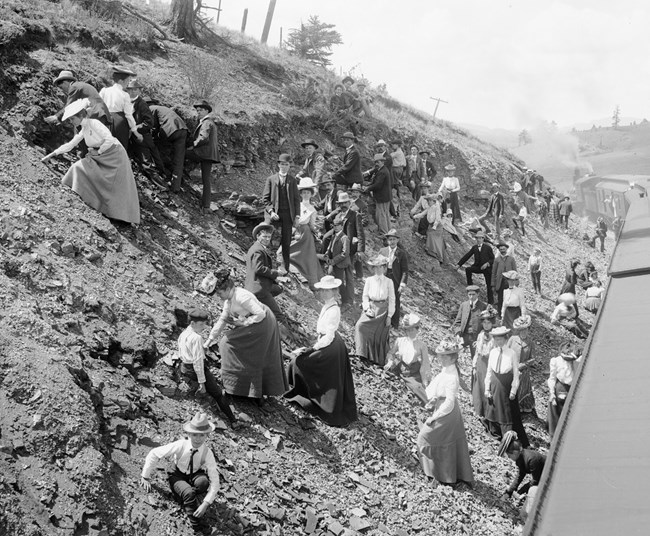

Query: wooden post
<box><xmin>279</xmin><ymin>26</ymin><xmax>283</xmax><ymax>47</ymax></box>
<box><xmin>241</xmin><ymin>8</ymin><xmax>248</xmax><ymax>33</ymax></box>
<box><xmin>260</xmin><ymin>0</ymin><xmax>276</xmax><ymax>44</ymax></box>
<box><xmin>429</xmin><ymin>96</ymin><xmax>449</xmax><ymax>120</ymax></box>
<box><xmin>216</xmin><ymin>0</ymin><xmax>222</xmax><ymax>23</ymax></box>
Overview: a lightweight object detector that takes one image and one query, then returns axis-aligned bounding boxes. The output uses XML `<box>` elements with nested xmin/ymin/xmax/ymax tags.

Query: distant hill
<box><xmin>458</xmin><ymin>123</ymin><xmax>519</xmax><ymax>149</ymax></box>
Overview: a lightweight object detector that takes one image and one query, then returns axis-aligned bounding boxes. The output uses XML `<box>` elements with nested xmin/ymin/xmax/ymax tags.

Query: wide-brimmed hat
<box><xmin>183</xmin><ymin>412</ymin><xmax>216</xmax><ymax>434</ymax></box>
<box><xmin>320</xmin><ymin>175</ymin><xmax>335</xmax><ymax>184</ymax></box>
<box><xmin>496</xmin><ymin>241</ymin><xmax>509</xmax><ymax>249</ymax></box>
<box><xmin>277</xmin><ymin>153</ymin><xmax>292</xmax><ymax>163</ymax></box>
<box><xmin>336</xmin><ymin>192</ymin><xmax>351</xmax><ymax>203</ymax></box>
<box><xmin>435</xmin><ymin>339</ymin><xmax>462</xmax><ymax>355</ymax></box>
<box><xmin>497</xmin><ymin>431</ymin><xmax>519</xmax><ymax>457</ymax></box>
<box><xmin>513</xmin><ymin>314</ymin><xmax>532</xmax><ymax>330</ymax></box>
<box><xmin>558</xmin><ymin>292</ymin><xmax>576</xmax><ymax>305</ymax></box>
<box><xmin>559</xmin><ymin>341</ymin><xmax>581</xmax><ymax>361</ymax></box>
<box><xmin>474</xmin><ymin>231</ymin><xmax>485</xmax><ymax>239</ymax></box>
<box><xmin>350</xmin><ymin>183</ymin><xmax>363</xmax><ymax>192</ymax></box>
<box><xmin>492</xmin><ymin>182</ymin><xmax>501</xmax><ymax>188</ymax></box>
<box><xmin>62</xmin><ymin>98</ymin><xmax>90</xmax><ymax>121</ymax></box>
<box><xmin>513</xmin><ymin>182</ymin><xmax>522</xmax><ymax>193</ymax></box>
<box><xmin>188</xmin><ymin>308</ymin><xmax>209</xmax><ymax>322</ymax></box>
<box><xmin>334</xmin><ymin>83</ymin><xmax>344</xmax><ymax>91</ymax></box>
<box><xmin>342</xmin><ymin>76</ymin><xmax>354</xmax><ymax>85</ymax></box>
<box><xmin>301</xmin><ymin>139</ymin><xmax>319</xmax><ymax>149</ymax></box>
<box><xmin>376</xmin><ymin>139</ymin><xmax>387</xmax><ymax>146</ymax></box>
<box><xmin>384</xmin><ymin>229</ymin><xmax>399</xmax><ymax>238</ymax></box>
<box><xmin>193</xmin><ymin>100</ymin><xmax>213</xmax><ymax>113</ymax></box>
<box><xmin>252</xmin><ymin>222</ymin><xmax>274</xmax><ymax>239</ymax></box>
<box><xmin>419</xmin><ymin>148</ymin><xmax>432</xmax><ymax>156</ymax></box>
<box><xmin>421</xmin><ymin>181</ymin><xmax>432</xmax><ymax>189</ymax></box>
<box><xmin>53</xmin><ymin>70</ymin><xmax>76</xmax><ymax>85</ymax></box>
<box><xmin>502</xmin><ymin>270</ymin><xmax>520</xmax><ymax>280</ymax></box>
<box><xmin>341</xmin><ymin>131</ymin><xmax>356</xmax><ymax>140</ymax></box>
<box><xmin>368</xmin><ymin>254</ymin><xmax>389</xmax><ymax>266</ymax></box>
<box><xmin>112</xmin><ymin>66</ymin><xmax>136</xmax><ymax>76</ymax></box>
<box><xmin>373</xmin><ymin>153</ymin><xmax>386</xmax><ymax>162</ymax></box>
<box><xmin>298</xmin><ymin>177</ymin><xmax>317</xmax><ymax>190</ymax></box>
<box><xmin>126</xmin><ymin>79</ymin><xmax>143</xmax><ymax>90</ymax></box>
<box><xmin>490</xmin><ymin>326</ymin><xmax>511</xmax><ymax>337</ymax></box>
<box><xmin>444</xmin><ymin>163</ymin><xmax>456</xmax><ymax>171</ymax></box>
<box><xmin>466</xmin><ymin>285</ymin><xmax>480</xmax><ymax>293</ymax></box>
<box><xmin>401</xmin><ymin>313</ymin><xmax>421</xmax><ymax>329</ymax></box>
<box><xmin>314</xmin><ymin>275</ymin><xmax>342</xmax><ymax>290</ymax></box>
<box><xmin>479</xmin><ymin>305</ymin><xmax>499</xmax><ymax>320</ymax></box>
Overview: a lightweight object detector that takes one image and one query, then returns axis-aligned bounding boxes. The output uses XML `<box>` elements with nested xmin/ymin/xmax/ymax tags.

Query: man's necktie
<box><xmin>188</xmin><ymin>448</ymin><xmax>198</xmax><ymax>475</ymax></box>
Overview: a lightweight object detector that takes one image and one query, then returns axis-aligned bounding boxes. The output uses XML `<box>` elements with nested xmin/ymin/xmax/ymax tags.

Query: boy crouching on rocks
<box><xmin>140</xmin><ymin>412</ymin><xmax>219</xmax><ymax>534</ymax></box>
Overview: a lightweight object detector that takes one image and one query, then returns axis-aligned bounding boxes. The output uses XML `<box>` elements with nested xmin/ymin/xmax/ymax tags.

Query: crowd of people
<box><xmin>41</xmin><ymin>68</ymin><xmax>608</xmax><ymax>534</ymax></box>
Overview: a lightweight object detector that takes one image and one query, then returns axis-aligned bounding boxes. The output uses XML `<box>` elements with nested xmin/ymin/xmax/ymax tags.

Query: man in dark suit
<box><xmin>262</xmin><ymin>153</ymin><xmax>300</xmax><ymax>273</ymax></box>
<box><xmin>45</xmin><ymin>70</ymin><xmax>111</xmax><ymax>127</ymax></box>
<box><xmin>457</xmin><ymin>232</ymin><xmax>495</xmax><ymax>304</ymax></box>
<box><xmin>491</xmin><ymin>242</ymin><xmax>517</xmax><ymax>313</ymax></box>
<box><xmin>186</xmin><ymin>100</ymin><xmax>219</xmax><ymax>210</ymax></box>
<box><xmin>452</xmin><ymin>285</ymin><xmax>487</xmax><ymax>358</ymax></box>
<box><xmin>379</xmin><ymin>229</ymin><xmax>409</xmax><ymax>328</ymax></box>
<box><xmin>365</xmin><ymin>153</ymin><xmax>392</xmax><ymax>234</ymax></box>
<box><xmin>335</xmin><ymin>192</ymin><xmax>366</xmax><ymax>279</ymax></box>
<box><xmin>296</xmin><ymin>139</ymin><xmax>326</xmax><ymax>197</ymax></box>
<box><xmin>332</xmin><ymin>132</ymin><xmax>362</xmax><ymax>189</ymax></box>
<box><xmin>148</xmin><ymin>101</ymin><xmax>188</xmax><ymax>191</ymax></box>
<box><xmin>479</xmin><ymin>182</ymin><xmax>505</xmax><ymax>238</ymax></box>
<box><xmin>245</xmin><ymin>223</ymin><xmax>285</xmax><ymax>324</ymax></box>
<box><xmin>322</xmin><ymin>214</ymin><xmax>354</xmax><ymax>306</ymax></box>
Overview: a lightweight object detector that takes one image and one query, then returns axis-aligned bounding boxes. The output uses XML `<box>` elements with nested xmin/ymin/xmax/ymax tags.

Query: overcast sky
<box><xmin>203</xmin><ymin>0</ymin><xmax>650</xmax><ymax>130</ymax></box>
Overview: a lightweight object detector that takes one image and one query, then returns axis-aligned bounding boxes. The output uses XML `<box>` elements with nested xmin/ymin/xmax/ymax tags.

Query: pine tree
<box><xmin>612</xmin><ymin>105</ymin><xmax>621</xmax><ymax>129</ymax></box>
<box><xmin>285</xmin><ymin>16</ymin><xmax>343</xmax><ymax>67</ymax></box>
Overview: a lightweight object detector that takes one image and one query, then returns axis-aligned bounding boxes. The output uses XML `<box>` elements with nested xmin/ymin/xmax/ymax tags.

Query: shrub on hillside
<box><xmin>176</xmin><ymin>50</ymin><xmax>220</xmax><ymax>101</ymax></box>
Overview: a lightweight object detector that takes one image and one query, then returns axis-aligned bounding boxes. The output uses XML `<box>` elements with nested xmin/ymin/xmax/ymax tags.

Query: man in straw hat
<box><xmin>296</xmin><ymin>139</ymin><xmax>326</xmax><ymax>196</ymax></box>
<box><xmin>365</xmin><ymin>153</ymin><xmax>392</xmax><ymax>234</ymax></box>
<box><xmin>186</xmin><ymin>100</ymin><xmax>220</xmax><ymax>211</ymax></box>
<box><xmin>332</xmin><ymin>132</ymin><xmax>362</xmax><ymax>188</ymax></box>
<box><xmin>380</xmin><ymin>229</ymin><xmax>409</xmax><ymax>328</ymax></box>
<box><xmin>245</xmin><ymin>223</ymin><xmax>286</xmax><ymax>326</ymax></box>
<box><xmin>439</xmin><ymin>163</ymin><xmax>462</xmax><ymax>223</ymax></box>
<box><xmin>262</xmin><ymin>153</ymin><xmax>300</xmax><ymax>273</ymax></box>
<box><xmin>452</xmin><ymin>284</ymin><xmax>487</xmax><ymax>359</ymax></box>
<box><xmin>45</xmin><ymin>70</ymin><xmax>111</xmax><ymax>127</ymax></box>
<box><xmin>457</xmin><ymin>231</ymin><xmax>495</xmax><ymax>304</ymax></box>
<box><xmin>140</xmin><ymin>411</ymin><xmax>219</xmax><ymax>534</ymax></box>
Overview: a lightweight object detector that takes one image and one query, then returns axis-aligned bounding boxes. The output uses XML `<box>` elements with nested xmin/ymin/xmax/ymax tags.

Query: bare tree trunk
<box><xmin>170</xmin><ymin>0</ymin><xmax>198</xmax><ymax>41</ymax></box>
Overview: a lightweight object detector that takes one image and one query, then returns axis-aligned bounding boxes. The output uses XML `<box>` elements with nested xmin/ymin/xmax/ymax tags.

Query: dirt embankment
<box><xmin>0</xmin><ymin>2</ymin><xmax>611</xmax><ymax>535</ymax></box>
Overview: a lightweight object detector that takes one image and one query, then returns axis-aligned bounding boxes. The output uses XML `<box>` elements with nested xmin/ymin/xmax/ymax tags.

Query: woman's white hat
<box><xmin>62</xmin><ymin>98</ymin><xmax>90</xmax><ymax>121</ymax></box>
<box><xmin>314</xmin><ymin>275</ymin><xmax>342</xmax><ymax>289</ymax></box>
<box><xmin>298</xmin><ymin>177</ymin><xmax>317</xmax><ymax>190</ymax></box>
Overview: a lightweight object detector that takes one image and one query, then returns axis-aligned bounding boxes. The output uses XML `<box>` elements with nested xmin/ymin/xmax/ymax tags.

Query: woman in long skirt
<box><xmin>384</xmin><ymin>313</ymin><xmax>431</xmax><ymax>404</ymax></box>
<box><xmin>285</xmin><ymin>275</ymin><xmax>357</xmax><ymax>426</ymax></box>
<box><xmin>417</xmin><ymin>339</ymin><xmax>474</xmax><ymax>486</ymax></box>
<box><xmin>354</xmin><ymin>255</ymin><xmax>395</xmax><ymax>366</ymax></box>
<box><xmin>99</xmin><ymin>67</ymin><xmax>140</xmax><ymax>149</ymax></box>
<box><xmin>285</xmin><ymin>178</ymin><xmax>323</xmax><ymax>289</ymax></box>
<box><xmin>547</xmin><ymin>342</ymin><xmax>582</xmax><ymax>436</ymax></box>
<box><xmin>204</xmin><ymin>269</ymin><xmax>287</xmax><ymax>400</ymax></box>
<box><xmin>424</xmin><ymin>195</ymin><xmax>449</xmax><ymax>265</ymax></box>
<box><xmin>484</xmin><ymin>326</ymin><xmax>530</xmax><ymax>447</ymax></box>
<box><xmin>507</xmin><ymin>315</ymin><xmax>536</xmax><ymax>413</ymax></box>
<box><xmin>501</xmin><ymin>271</ymin><xmax>526</xmax><ymax>330</ymax></box>
<box><xmin>41</xmin><ymin>98</ymin><xmax>140</xmax><ymax>224</ymax></box>
<box><xmin>472</xmin><ymin>306</ymin><xmax>498</xmax><ymax>426</ymax></box>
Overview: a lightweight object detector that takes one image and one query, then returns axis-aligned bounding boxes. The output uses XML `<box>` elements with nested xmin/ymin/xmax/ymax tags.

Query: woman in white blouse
<box><xmin>417</xmin><ymin>339</ymin><xmax>473</xmax><ymax>487</ymax></box>
<box><xmin>484</xmin><ymin>326</ymin><xmax>530</xmax><ymax>446</ymax></box>
<box><xmin>424</xmin><ymin>194</ymin><xmax>449</xmax><ymax>267</ymax></box>
<box><xmin>41</xmin><ymin>98</ymin><xmax>140</xmax><ymax>224</ymax></box>
<box><xmin>98</xmin><ymin>67</ymin><xmax>141</xmax><ymax>149</ymax></box>
<box><xmin>547</xmin><ymin>341</ymin><xmax>582</xmax><ymax>436</ymax></box>
<box><xmin>584</xmin><ymin>275</ymin><xmax>604</xmax><ymax>313</ymax></box>
<box><xmin>204</xmin><ymin>269</ymin><xmax>286</xmax><ymax>401</ymax></box>
<box><xmin>501</xmin><ymin>271</ymin><xmax>527</xmax><ymax>329</ymax></box>
<box><xmin>285</xmin><ymin>276</ymin><xmax>358</xmax><ymax>426</ymax></box>
<box><xmin>286</xmin><ymin>177</ymin><xmax>323</xmax><ymax>289</ymax></box>
<box><xmin>354</xmin><ymin>255</ymin><xmax>395</xmax><ymax>366</ymax></box>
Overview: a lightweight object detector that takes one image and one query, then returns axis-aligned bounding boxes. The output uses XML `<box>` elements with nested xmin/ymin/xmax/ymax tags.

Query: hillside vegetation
<box><xmin>0</xmin><ymin>2</ymin><xmax>610</xmax><ymax>535</ymax></box>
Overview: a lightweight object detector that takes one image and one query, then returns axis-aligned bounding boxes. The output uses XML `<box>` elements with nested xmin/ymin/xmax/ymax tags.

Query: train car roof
<box><xmin>575</xmin><ymin>174</ymin><xmax>650</xmax><ymax>187</ymax></box>
<box><xmin>524</xmin><ymin>270</ymin><xmax>650</xmax><ymax>536</ymax></box>
<box><xmin>608</xmin><ymin>190</ymin><xmax>650</xmax><ymax>276</ymax></box>
<box><xmin>594</xmin><ymin>180</ymin><xmax>633</xmax><ymax>193</ymax></box>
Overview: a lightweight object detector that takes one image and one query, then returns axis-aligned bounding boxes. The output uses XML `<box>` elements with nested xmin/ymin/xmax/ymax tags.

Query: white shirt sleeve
<box><xmin>200</xmin><ymin>448</ymin><xmax>221</xmax><ymax>504</ymax></box>
<box><xmin>387</xmin><ymin>277</ymin><xmax>396</xmax><ymax>318</ymax></box>
<box><xmin>431</xmin><ymin>372</ymin><xmax>458</xmax><ymax>420</ymax></box>
<box><xmin>313</xmin><ymin>305</ymin><xmax>340</xmax><ymax>350</ymax></box>
<box><xmin>141</xmin><ymin>439</ymin><xmax>184</xmax><ymax>478</ymax></box>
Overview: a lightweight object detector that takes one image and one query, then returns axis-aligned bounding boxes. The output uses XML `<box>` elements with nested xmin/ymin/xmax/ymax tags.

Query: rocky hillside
<box><xmin>0</xmin><ymin>2</ymin><xmax>611</xmax><ymax>535</ymax></box>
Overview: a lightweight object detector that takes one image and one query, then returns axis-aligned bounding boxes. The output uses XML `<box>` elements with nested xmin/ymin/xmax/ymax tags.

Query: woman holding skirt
<box><xmin>417</xmin><ymin>339</ymin><xmax>474</xmax><ymax>487</ymax></box>
<box><xmin>424</xmin><ymin>194</ymin><xmax>449</xmax><ymax>266</ymax></box>
<box><xmin>500</xmin><ymin>271</ymin><xmax>526</xmax><ymax>330</ymax></box>
<box><xmin>354</xmin><ymin>255</ymin><xmax>395</xmax><ymax>366</ymax></box>
<box><xmin>507</xmin><ymin>315</ymin><xmax>536</xmax><ymax>413</ymax></box>
<box><xmin>204</xmin><ymin>269</ymin><xmax>287</xmax><ymax>400</ymax></box>
<box><xmin>285</xmin><ymin>177</ymin><xmax>323</xmax><ymax>290</ymax></box>
<box><xmin>471</xmin><ymin>306</ymin><xmax>498</xmax><ymax>427</ymax></box>
<box><xmin>547</xmin><ymin>342</ymin><xmax>582</xmax><ymax>436</ymax></box>
<box><xmin>285</xmin><ymin>275</ymin><xmax>357</xmax><ymax>426</ymax></box>
<box><xmin>41</xmin><ymin>98</ymin><xmax>140</xmax><ymax>224</ymax></box>
<box><xmin>484</xmin><ymin>326</ymin><xmax>530</xmax><ymax>447</ymax></box>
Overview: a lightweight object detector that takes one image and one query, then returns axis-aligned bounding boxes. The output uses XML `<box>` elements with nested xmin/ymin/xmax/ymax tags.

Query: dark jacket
<box><xmin>131</xmin><ymin>96</ymin><xmax>153</xmax><ymax>134</ymax></box>
<box><xmin>506</xmin><ymin>449</ymin><xmax>546</xmax><ymax>495</ymax></box>
<box><xmin>415</xmin><ymin>156</ymin><xmax>437</xmax><ymax>181</ymax></box>
<box><xmin>333</xmin><ymin>145</ymin><xmax>362</xmax><ymax>186</ymax></box>
<box><xmin>245</xmin><ymin>241</ymin><xmax>278</xmax><ymax>295</ymax></box>
<box><xmin>343</xmin><ymin>208</ymin><xmax>365</xmax><ymax>254</ymax></box>
<box><xmin>56</xmin><ymin>81</ymin><xmax>111</xmax><ymax>125</ymax></box>
<box><xmin>486</xmin><ymin>192</ymin><xmax>505</xmax><ymax>217</ymax></box>
<box><xmin>457</xmin><ymin>243</ymin><xmax>495</xmax><ymax>268</ymax></box>
<box><xmin>492</xmin><ymin>254</ymin><xmax>517</xmax><ymax>290</ymax></box>
<box><xmin>379</xmin><ymin>246</ymin><xmax>409</xmax><ymax>287</ymax></box>
<box><xmin>191</xmin><ymin>116</ymin><xmax>219</xmax><ymax>162</ymax></box>
<box><xmin>365</xmin><ymin>165</ymin><xmax>391</xmax><ymax>203</ymax></box>
<box><xmin>296</xmin><ymin>151</ymin><xmax>325</xmax><ymax>184</ymax></box>
<box><xmin>262</xmin><ymin>173</ymin><xmax>300</xmax><ymax>222</ymax></box>
<box><xmin>328</xmin><ymin>231</ymin><xmax>351</xmax><ymax>268</ymax></box>
<box><xmin>453</xmin><ymin>299</ymin><xmax>487</xmax><ymax>336</ymax></box>
<box><xmin>149</xmin><ymin>104</ymin><xmax>187</xmax><ymax>138</ymax></box>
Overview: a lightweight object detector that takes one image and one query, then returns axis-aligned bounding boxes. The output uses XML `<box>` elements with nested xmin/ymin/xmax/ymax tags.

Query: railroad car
<box><xmin>574</xmin><ymin>173</ymin><xmax>650</xmax><ymax>221</ymax></box>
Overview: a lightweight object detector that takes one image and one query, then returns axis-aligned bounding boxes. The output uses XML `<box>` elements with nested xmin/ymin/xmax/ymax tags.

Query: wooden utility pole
<box><xmin>241</xmin><ymin>8</ymin><xmax>248</xmax><ymax>33</ymax></box>
<box><xmin>429</xmin><ymin>96</ymin><xmax>448</xmax><ymax>120</ymax></box>
<box><xmin>216</xmin><ymin>0</ymin><xmax>222</xmax><ymax>23</ymax></box>
<box><xmin>279</xmin><ymin>27</ymin><xmax>283</xmax><ymax>47</ymax></box>
<box><xmin>260</xmin><ymin>0</ymin><xmax>276</xmax><ymax>44</ymax></box>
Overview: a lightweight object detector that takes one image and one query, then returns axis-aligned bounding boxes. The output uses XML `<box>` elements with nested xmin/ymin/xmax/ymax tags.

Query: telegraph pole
<box><xmin>241</xmin><ymin>8</ymin><xmax>248</xmax><ymax>33</ymax></box>
<box><xmin>429</xmin><ymin>96</ymin><xmax>448</xmax><ymax>120</ymax></box>
<box><xmin>261</xmin><ymin>0</ymin><xmax>276</xmax><ymax>44</ymax></box>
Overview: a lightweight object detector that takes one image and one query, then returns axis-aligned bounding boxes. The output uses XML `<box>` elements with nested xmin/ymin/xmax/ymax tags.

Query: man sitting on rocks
<box><xmin>140</xmin><ymin>412</ymin><xmax>220</xmax><ymax>535</ymax></box>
